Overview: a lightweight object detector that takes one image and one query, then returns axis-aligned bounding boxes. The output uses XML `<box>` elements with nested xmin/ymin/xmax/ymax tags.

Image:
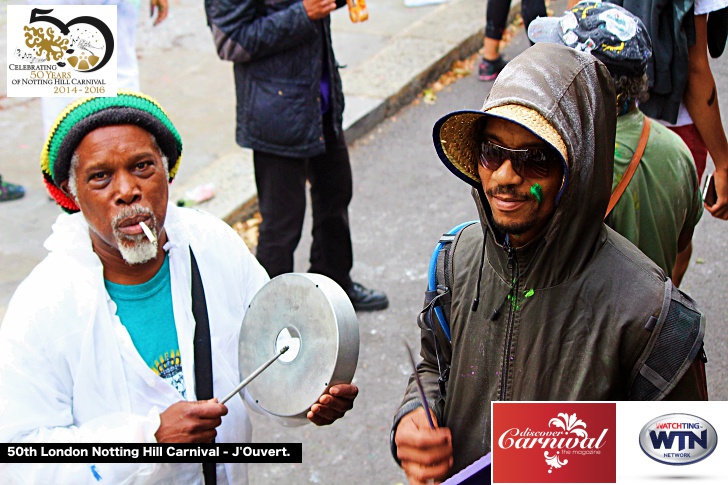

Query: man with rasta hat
<box><xmin>0</xmin><ymin>92</ymin><xmax>357</xmax><ymax>484</ymax></box>
<box><xmin>528</xmin><ymin>2</ymin><xmax>703</xmax><ymax>285</ymax></box>
<box><xmin>390</xmin><ymin>45</ymin><xmax>708</xmax><ymax>484</ymax></box>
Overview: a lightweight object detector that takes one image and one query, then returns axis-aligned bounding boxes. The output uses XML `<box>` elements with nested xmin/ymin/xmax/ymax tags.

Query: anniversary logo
<box><xmin>492</xmin><ymin>402</ymin><xmax>617</xmax><ymax>483</ymax></box>
<box><xmin>6</xmin><ymin>5</ymin><xmax>117</xmax><ymax>97</ymax></box>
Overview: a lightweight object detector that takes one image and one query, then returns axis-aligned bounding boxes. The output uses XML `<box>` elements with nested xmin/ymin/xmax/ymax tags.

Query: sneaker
<box><xmin>0</xmin><ymin>176</ymin><xmax>25</xmax><ymax>202</ymax></box>
<box><xmin>346</xmin><ymin>282</ymin><xmax>389</xmax><ymax>312</ymax></box>
<box><xmin>478</xmin><ymin>56</ymin><xmax>508</xmax><ymax>82</ymax></box>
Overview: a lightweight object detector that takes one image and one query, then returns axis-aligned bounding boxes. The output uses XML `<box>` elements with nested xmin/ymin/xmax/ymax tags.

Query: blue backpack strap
<box><xmin>427</xmin><ymin>221</ymin><xmax>478</xmax><ymax>341</ymax></box>
<box><xmin>421</xmin><ymin>221</ymin><xmax>478</xmax><ymax>398</ymax></box>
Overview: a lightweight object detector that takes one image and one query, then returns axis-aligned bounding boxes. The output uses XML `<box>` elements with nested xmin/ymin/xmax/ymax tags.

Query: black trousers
<box><xmin>253</xmin><ymin>115</ymin><xmax>353</xmax><ymax>290</ymax></box>
<box><xmin>485</xmin><ymin>0</ymin><xmax>546</xmax><ymax>41</ymax></box>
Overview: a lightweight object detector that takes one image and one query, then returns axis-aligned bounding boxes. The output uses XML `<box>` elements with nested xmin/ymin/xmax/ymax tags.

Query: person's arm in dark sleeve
<box><xmin>392</xmin><ymin>311</ymin><xmax>446</xmax><ymax>445</ymax></box>
<box><xmin>390</xmin><ymin>310</ymin><xmax>453</xmax><ymax>484</ymax></box>
<box><xmin>205</xmin><ymin>0</ymin><xmax>319</xmax><ymax>63</ymax></box>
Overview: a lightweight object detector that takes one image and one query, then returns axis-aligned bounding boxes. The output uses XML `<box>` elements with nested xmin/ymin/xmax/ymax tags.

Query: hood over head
<box><xmin>433</xmin><ymin>43</ymin><xmax>616</xmax><ymax>286</ymax></box>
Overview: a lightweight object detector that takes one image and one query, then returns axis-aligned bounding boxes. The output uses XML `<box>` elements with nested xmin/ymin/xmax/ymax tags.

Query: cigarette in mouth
<box><xmin>139</xmin><ymin>221</ymin><xmax>157</xmax><ymax>243</ymax></box>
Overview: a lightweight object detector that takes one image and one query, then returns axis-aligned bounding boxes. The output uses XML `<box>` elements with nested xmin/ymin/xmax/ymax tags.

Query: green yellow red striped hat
<box><xmin>41</xmin><ymin>91</ymin><xmax>183</xmax><ymax>213</ymax></box>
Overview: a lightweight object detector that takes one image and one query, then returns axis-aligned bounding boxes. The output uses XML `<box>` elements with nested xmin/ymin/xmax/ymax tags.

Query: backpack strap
<box><xmin>190</xmin><ymin>248</ymin><xmax>216</xmax><ymax>485</ymax></box>
<box><xmin>421</xmin><ymin>221</ymin><xmax>478</xmax><ymax>397</ymax></box>
<box><xmin>426</xmin><ymin>221</ymin><xmax>479</xmax><ymax>341</ymax></box>
<box><xmin>605</xmin><ymin>117</ymin><xmax>651</xmax><ymax>219</ymax></box>
<box><xmin>629</xmin><ymin>281</ymin><xmax>707</xmax><ymax>400</ymax></box>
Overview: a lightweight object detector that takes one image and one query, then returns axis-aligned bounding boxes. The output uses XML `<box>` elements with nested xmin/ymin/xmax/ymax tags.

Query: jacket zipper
<box><xmin>499</xmin><ymin>244</ymin><xmax>518</xmax><ymax>401</ymax></box>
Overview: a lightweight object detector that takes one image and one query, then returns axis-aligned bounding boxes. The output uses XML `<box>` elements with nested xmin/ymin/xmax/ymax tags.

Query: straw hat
<box><xmin>433</xmin><ymin>103</ymin><xmax>568</xmax><ymax>189</ymax></box>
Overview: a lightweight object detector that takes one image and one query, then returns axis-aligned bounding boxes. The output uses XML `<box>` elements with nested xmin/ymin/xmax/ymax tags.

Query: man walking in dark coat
<box><xmin>205</xmin><ymin>0</ymin><xmax>388</xmax><ymax>311</ymax></box>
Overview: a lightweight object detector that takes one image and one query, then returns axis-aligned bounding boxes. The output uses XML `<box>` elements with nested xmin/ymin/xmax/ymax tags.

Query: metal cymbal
<box><xmin>238</xmin><ymin>273</ymin><xmax>359</xmax><ymax>423</ymax></box>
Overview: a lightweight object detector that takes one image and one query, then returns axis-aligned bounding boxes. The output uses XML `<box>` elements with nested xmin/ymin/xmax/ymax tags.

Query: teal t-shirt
<box><xmin>105</xmin><ymin>254</ymin><xmax>187</xmax><ymax>398</ymax></box>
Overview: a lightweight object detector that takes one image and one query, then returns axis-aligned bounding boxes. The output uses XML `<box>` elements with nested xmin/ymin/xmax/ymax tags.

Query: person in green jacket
<box><xmin>391</xmin><ymin>44</ymin><xmax>708</xmax><ymax>485</ymax></box>
<box><xmin>528</xmin><ymin>2</ymin><xmax>703</xmax><ymax>285</ymax></box>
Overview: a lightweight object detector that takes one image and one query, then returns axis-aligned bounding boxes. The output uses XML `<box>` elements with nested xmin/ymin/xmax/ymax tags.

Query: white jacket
<box><xmin>0</xmin><ymin>205</ymin><xmax>270</xmax><ymax>484</ymax></box>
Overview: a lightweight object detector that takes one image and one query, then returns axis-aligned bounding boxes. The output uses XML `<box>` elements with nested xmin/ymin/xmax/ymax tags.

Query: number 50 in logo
<box><xmin>23</xmin><ymin>8</ymin><xmax>114</xmax><ymax>72</ymax></box>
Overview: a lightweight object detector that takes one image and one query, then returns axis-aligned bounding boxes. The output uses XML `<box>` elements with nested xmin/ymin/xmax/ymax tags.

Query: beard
<box><xmin>112</xmin><ymin>206</ymin><xmax>159</xmax><ymax>265</ymax></box>
<box><xmin>491</xmin><ymin>217</ymin><xmax>538</xmax><ymax>237</ymax></box>
<box><xmin>486</xmin><ymin>185</ymin><xmax>540</xmax><ymax>237</ymax></box>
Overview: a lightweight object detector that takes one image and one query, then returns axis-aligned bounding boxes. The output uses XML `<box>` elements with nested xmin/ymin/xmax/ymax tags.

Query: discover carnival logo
<box><xmin>492</xmin><ymin>403</ymin><xmax>616</xmax><ymax>483</ymax></box>
<box><xmin>6</xmin><ymin>5</ymin><xmax>117</xmax><ymax>98</ymax></box>
<box><xmin>639</xmin><ymin>413</ymin><xmax>718</xmax><ymax>465</ymax></box>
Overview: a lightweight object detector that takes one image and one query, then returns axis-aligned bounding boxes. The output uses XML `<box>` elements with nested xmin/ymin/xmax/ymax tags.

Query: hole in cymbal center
<box><xmin>275</xmin><ymin>326</ymin><xmax>301</xmax><ymax>363</ymax></box>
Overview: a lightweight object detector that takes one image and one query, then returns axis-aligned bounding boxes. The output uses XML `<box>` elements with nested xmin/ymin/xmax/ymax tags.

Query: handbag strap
<box><xmin>605</xmin><ymin>117</ymin><xmax>651</xmax><ymax>219</ymax></box>
<box><xmin>190</xmin><ymin>248</ymin><xmax>216</xmax><ymax>485</ymax></box>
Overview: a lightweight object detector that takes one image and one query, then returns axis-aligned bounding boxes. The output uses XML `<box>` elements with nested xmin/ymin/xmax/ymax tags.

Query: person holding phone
<box><xmin>704</xmin><ymin>173</ymin><xmax>718</xmax><ymax>206</ymax></box>
<box><xmin>529</xmin><ymin>2</ymin><xmax>704</xmax><ymax>285</ymax></box>
<box><xmin>566</xmin><ymin>0</ymin><xmax>728</xmax><ymax>221</ymax></box>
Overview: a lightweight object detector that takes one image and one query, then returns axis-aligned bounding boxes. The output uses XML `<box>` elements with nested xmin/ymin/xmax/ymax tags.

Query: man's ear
<box><xmin>58</xmin><ymin>179</ymin><xmax>78</xmax><ymax>205</ymax></box>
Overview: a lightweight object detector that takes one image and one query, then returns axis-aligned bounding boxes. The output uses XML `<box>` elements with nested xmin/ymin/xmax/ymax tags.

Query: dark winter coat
<box><xmin>205</xmin><ymin>0</ymin><xmax>346</xmax><ymax>157</ymax></box>
<box><xmin>393</xmin><ymin>44</ymin><xmax>707</xmax><ymax>477</ymax></box>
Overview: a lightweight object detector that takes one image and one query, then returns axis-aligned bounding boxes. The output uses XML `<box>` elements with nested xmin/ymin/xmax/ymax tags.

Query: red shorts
<box><xmin>668</xmin><ymin>123</ymin><xmax>708</xmax><ymax>182</ymax></box>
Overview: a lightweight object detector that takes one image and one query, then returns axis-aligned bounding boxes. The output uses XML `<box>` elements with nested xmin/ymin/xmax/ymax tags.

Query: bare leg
<box><xmin>483</xmin><ymin>37</ymin><xmax>502</xmax><ymax>61</ymax></box>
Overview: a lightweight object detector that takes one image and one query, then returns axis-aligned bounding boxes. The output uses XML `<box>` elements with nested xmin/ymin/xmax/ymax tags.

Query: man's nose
<box><xmin>491</xmin><ymin>159</ymin><xmax>523</xmax><ymax>185</ymax></box>
<box><xmin>114</xmin><ymin>172</ymin><xmax>141</xmax><ymax>205</ymax></box>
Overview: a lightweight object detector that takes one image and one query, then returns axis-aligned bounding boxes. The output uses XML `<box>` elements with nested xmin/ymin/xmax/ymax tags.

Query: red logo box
<box><xmin>492</xmin><ymin>402</ymin><xmax>616</xmax><ymax>483</ymax></box>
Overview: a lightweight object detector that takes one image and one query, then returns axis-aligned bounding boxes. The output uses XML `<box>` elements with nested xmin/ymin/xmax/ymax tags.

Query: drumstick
<box><xmin>219</xmin><ymin>346</ymin><xmax>289</xmax><ymax>404</ymax></box>
<box><xmin>404</xmin><ymin>340</ymin><xmax>435</xmax><ymax>429</ymax></box>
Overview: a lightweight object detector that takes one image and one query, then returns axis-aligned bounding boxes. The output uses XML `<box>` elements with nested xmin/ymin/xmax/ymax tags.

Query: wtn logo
<box><xmin>650</xmin><ymin>429</ymin><xmax>707</xmax><ymax>451</ymax></box>
<box><xmin>639</xmin><ymin>414</ymin><xmax>717</xmax><ymax>465</ymax></box>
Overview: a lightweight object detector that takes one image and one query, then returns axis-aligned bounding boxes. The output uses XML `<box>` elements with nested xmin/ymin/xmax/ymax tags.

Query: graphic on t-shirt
<box><xmin>154</xmin><ymin>350</ymin><xmax>187</xmax><ymax>399</ymax></box>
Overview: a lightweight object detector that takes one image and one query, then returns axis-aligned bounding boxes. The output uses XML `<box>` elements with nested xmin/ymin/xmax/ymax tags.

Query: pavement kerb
<box><xmin>170</xmin><ymin>0</ymin><xmax>523</xmax><ymax>224</ymax></box>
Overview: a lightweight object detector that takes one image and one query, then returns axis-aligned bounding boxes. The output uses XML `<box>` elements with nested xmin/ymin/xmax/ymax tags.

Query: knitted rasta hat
<box><xmin>41</xmin><ymin>91</ymin><xmax>183</xmax><ymax>213</ymax></box>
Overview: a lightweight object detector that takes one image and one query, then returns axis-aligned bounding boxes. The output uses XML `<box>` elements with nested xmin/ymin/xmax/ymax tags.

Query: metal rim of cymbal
<box><xmin>238</xmin><ymin>273</ymin><xmax>359</xmax><ymax>422</ymax></box>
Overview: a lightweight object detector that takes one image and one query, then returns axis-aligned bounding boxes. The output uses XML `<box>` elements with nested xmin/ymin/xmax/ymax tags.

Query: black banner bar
<box><xmin>0</xmin><ymin>443</ymin><xmax>302</xmax><ymax>463</ymax></box>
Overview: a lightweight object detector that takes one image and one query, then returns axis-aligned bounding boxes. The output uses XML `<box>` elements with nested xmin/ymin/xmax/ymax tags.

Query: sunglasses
<box><xmin>479</xmin><ymin>140</ymin><xmax>560</xmax><ymax>179</ymax></box>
